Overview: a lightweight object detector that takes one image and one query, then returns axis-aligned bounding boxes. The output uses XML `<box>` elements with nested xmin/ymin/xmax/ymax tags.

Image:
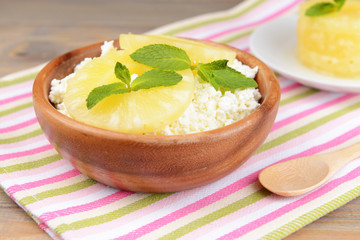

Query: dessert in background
<box><xmin>297</xmin><ymin>0</ymin><xmax>360</xmax><ymax>78</ymax></box>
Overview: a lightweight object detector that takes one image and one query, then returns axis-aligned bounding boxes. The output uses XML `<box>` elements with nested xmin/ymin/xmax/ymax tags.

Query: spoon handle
<box><xmin>321</xmin><ymin>142</ymin><xmax>360</xmax><ymax>175</ymax></box>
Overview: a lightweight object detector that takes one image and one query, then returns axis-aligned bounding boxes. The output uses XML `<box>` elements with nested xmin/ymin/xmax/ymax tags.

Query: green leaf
<box><xmin>197</xmin><ymin>68</ymin><xmax>219</xmax><ymax>90</ymax></box>
<box><xmin>114</xmin><ymin>62</ymin><xmax>131</xmax><ymax>87</ymax></box>
<box><xmin>334</xmin><ymin>0</ymin><xmax>346</xmax><ymax>10</ymax></box>
<box><xmin>130</xmin><ymin>44</ymin><xmax>191</xmax><ymax>70</ymax></box>
<box><xmin>212</xmin><ymin>67</ymin><xmax>258</xmax><ymax>90</ymax></box>
<box><xmin>86</xmin><ymin>82</ymin><xmax>129</xmax><ymax>109</ymax></box>
<box><xmin>131</xmin><ymin>69</ymin><xmax>182</xmax><ymax>91</ymax></box>
<box><xmin>197</xmin><ymin>60</ymin><xmax>228</xmax><ymax>90</ymax></box>
<box><xmin>305</xmin><ymin>2</ymin><xmax>337</xmax><ymax>16</ymax></box>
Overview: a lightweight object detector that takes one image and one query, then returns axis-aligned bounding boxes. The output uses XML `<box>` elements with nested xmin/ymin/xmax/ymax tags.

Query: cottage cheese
<box><xmin>49</xmin><ymin>41</ymin><xmax>261</xmax><ymax>135</ymax></box>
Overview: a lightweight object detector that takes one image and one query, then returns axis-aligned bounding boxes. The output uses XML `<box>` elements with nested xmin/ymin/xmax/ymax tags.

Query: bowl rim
<box><xmin>33</xmin><ymin>38</ymin><xmax>280</xmax><ymax>144</ymax></box>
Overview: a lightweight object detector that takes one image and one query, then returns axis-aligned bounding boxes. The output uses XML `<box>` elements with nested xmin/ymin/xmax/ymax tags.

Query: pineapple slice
<box><xmin>297</xmin><ymin>0</ymin><xmax>360</xmax><ymax>78</ymax></box>
<box><xmin>63</xmin><ymin>46</ymin><xmax>195</xmax><ymax>134</ymax></box>
<box><xmin>119</xmin><ymin>34</ymin><xmax>236</xmax><ymax>65</ymax></box>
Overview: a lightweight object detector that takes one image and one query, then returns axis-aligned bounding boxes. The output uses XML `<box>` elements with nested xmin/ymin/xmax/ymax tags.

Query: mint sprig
<box><xmin>86</xmin><ymin>62</ymin><xmax>182</xmax><ymax>109</ymax></box>
<box><xmin>86</xmin><ymin>43</ymin><xmax>259</xmax><ymax>109</ymax></box>
<box><xmin>197</xmin><ymin>60</ymin><xmax>257</xmax><ymax>90</ymax></box>
<box><xmin>305</xmin><ymin>0</ymin><xmax>346</xmax><ymax>17</ymax></box>
<box><xmin>130</xmin><ymin>44</ymin><xmax>191</xmax><ymax>70</ymax></box>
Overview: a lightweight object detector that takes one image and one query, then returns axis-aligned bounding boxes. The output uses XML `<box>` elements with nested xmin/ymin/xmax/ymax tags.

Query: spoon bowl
<box><xmin>259</xmin><ymin>142</ymin><xmax>360</xmax><ymax>197</ymax></box>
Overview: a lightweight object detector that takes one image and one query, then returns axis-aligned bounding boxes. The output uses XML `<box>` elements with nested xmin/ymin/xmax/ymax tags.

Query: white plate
<box><xmin>249</xmin><ymin>15</ymin><xmax>360</xmax><ymax>93</ymax></box>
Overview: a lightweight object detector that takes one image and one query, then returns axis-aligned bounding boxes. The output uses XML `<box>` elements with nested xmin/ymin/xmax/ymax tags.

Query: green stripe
<box><xmin>0</xmin><ymin>129</ymin><xmax>42</xmax><ymax>144</ymax></box>
<box><xmin>160</xmin><ymin>188</ymin><xmax>270</xmax><ymax>239</ymax></box>
<box><xmin>0</xmin><ymin>102</ymin><xmax>33</xmax><ymax>117</ymax></box>
<box><xmin>221</xmin><ymin>29</ymin><xmax>254</xmax><ymax>44</ymax></box>
<box><xmin>0</xmin><ymin>72</ymin><xmax>38</xmax><ymax>88</ymax></box>
<box><xmin>55</xmin><ymin>192</ymin><xmax>173</xmax><ymax>234</ymax></box>
<box><xmin>257</xmin><ymin>102</ymin><xmax>360</xmax><ymax>154</ymax></box>
<box><xmin>162</xmin><ymin>0</ymin><xmax>265</xmax><ymax>35</ymax></box>
<box><xmin>261</xmin><ymin>185</ymin><xmax>360</xmax><ymax>239</ymax></box>
<box><xmin>20</xmin><ymin>178</ymin><xmax>97</xmax><ymax>206</ymax></box>
<box><xmin>280</xmin><ymin>89</ymin><xmax>318</xmax><ymax>106</ymax></box>
<box><xmin>0</xmin><ymin>154</ymin><xmax>61</xmax><ymax>174</ymax></box>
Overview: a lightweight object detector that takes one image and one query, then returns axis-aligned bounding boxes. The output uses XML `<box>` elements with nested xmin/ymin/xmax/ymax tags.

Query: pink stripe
<box><xmin>281</xmin><ymin>83</ymin><xmax>303</xmax><ymax>94</ymax></box>
<box><xmin>0</xmin><ymin>144</ymin><xmax>53</xmax><ymax>161</ymax></box>
<box><xmin>177</xmin><ymin>0</ymin><xmax>286</xmax><ymax>39</ymax></box>
<box><xmin>228</xmin><ymin>36</ymin><xmax>250</xmax><ymax>50</ymax></box>
<box><xmin>1</xmin><ymin>134</ymin><xmax>46</xmax><ymax>150</ymax></box>
<box><xmin>277</xmin><ymin>76</ymin><xmax>295</xmax><ymax>89</ymax></box>
<box><xmin>0</xmin><ymin>92</ymin><xmax>33</xmax><ymax>105</ymax></box>
<box><xmin>26</xmin><ymin>182</ymin><xmax>104</xmax><ymax>211</ymax></box>
<box><xmin>1</xmin><ymin>107</ymin><xmax>34</xmax><ymax>123</ymax></box>
<box><xmin>272</xmin><ymin>94</ymin><xmax>356</xmax><ymax>131</ymax></box>
<box><xmin>278</xmin><ymin>91</ymin><xmax>331</xmax><ymax>114</ymax></box>
<box><xmin>7</xmin><ymin>169</ymin><xmax>81</xmax><ymax>194</ymax></box>
<box><xmin>185</xmin><ymin>128</ymin><xmax>360</xmax><ymax>239</ymax></box>
<box><xmin>0</xmin><ymin>80</ymin><xmax>33</xmax><ymax>96</ymax></box>
<box><xmin>182</xmin><ymin>194</ymin><xmax>281</xmax><ymax>240</ymax></box>
<box><xmin>0</xmin><ymin>158</ymin><xmax>68</xmax><ymax>182</ymax></box>
<box><xmin>219</xmin><ymin>165</ymin><xmax>360</xmax><ymax>239</ymax></box>
<box><xmin>64</xmin><ymin>189</ymin><xmax>200</xmax><ymax>239</ymax></box>
<box><xmin>114</xmin><ymin>126</ymin><xmax>360</xmax><ymax>240</ymax></box>
<box><xmin>40</xmin><ymin>191</ymin><xmax>133</xmax><ymax>222</ymax></box>
<box><xmin>243</xmin><ymin>109</ymin><xmax>360</xmax><ymax>169</ymax></box>
<box><xmin>204</xmin><ymin>0</ymin><xmax>302</xmax><ymax>40</ymax></box>
<box><xmin>0</xmin><ymin>118</ymin><xmax>38</xmax><ymax>133</ymax></box>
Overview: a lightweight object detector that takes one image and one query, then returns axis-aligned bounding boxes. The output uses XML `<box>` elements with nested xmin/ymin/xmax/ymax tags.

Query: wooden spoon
<box><xmin>258</xmin><ymin>142</ymin><xmax>360</xmax><ymax>197</ymax></box>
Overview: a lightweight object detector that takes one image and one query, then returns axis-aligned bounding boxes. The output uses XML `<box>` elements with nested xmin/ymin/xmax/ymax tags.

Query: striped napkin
<box><xmin>1</xmin><ymin>0</ymin><xmax>360</xmax><ymax>239</ymax></box>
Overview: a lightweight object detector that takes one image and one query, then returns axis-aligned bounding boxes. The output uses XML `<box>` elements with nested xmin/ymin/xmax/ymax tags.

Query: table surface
<box><xmin>1</xmin><ymin>0</ymin><xmax>359</xmax><ymax>239</ymax></box>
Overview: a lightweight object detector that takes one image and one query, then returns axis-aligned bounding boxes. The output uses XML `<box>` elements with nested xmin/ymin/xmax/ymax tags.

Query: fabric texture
<box><xmin>1</xmin><ymin>0</ymin><xmax>360</xmax><ymax>239</ymax></box>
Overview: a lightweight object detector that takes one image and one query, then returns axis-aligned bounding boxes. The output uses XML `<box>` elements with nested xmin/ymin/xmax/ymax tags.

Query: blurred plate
<box><xmin>249</xmin><ymin>15</ymin><xmax>360</xmax><ymax>93</ymax></box>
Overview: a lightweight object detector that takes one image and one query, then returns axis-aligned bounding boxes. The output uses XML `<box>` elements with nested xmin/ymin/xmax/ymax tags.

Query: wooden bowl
<box><xmin>32</xmin><ymin>39</ymin><xmax>280</xmax><ymax>193</ymax></box>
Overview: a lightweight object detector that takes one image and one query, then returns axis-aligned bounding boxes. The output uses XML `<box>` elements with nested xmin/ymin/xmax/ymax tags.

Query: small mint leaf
<box><xmin>202</xmin><ymin>59</ymin><xmax>229</xmax><ymax>70</ymax></box>
<box><xmin>305</xmin><ymin>2</ymin><xmax>337</xmax><ymax>16</ymax></box>
<box><xmin>130</xmin><ymin>44</ymin><xmax>191</xmax><ymax>70</ymax></box>
<box><xmin>197</xmin><ymin>67</ymin><xmax>219</xmax><ymax>90</ymax></box>
<box><xmin>334</xmin><ymin>0</ymin><xmax>346</xmax><ymax>10</ymax></box>
<box><xmin>131</xmin><ymin>69</ymin><xmax>182</xmax><ymax>91</ymax></box>
<box><xmin>212</xmin><ymin>67</ymin><xmax>258</xmax><ymax>90</ymax></box>
<box><xmin>86</xmin><ymin>82</ymin><xmax>129</xmax><ymax>109</ymax></box>
<box><xmin>197</xmin><ymin>59</ymin><xmax>228</xmax><ymax>90</ymax></box>
<box><xmin>114</xmin><ymin>62</ymin><xmax>131</xmax><ymax>87</ymax></box>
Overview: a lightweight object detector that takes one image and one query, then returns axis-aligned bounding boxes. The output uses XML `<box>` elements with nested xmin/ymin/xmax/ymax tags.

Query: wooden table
<box><xmin>1</xmin><ymin>0</ymin><xmax>359</xmax><ymax>239</ymax></box>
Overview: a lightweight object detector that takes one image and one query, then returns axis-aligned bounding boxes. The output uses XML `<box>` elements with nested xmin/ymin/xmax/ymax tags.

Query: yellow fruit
<box><xmin>297</xmin><ymin>0</ymin><xmax>360</xmax><ymax>78</ymax></box>
<box><xmin>120</xmin><ymin>34</ymin><xmax>236</xmax><ymax>65</ymax></box>
<box><xmin>64</xmin><ymin>45</ymin><xmax>195</xmax><ymax>134</ymax></box>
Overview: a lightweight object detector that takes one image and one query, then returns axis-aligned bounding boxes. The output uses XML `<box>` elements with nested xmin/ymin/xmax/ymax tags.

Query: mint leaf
<box><xmin>114</xmin><ymin>62</ymin><xmax>131</xmax><ymax>87</ymax></box>
<box><xmin>198</xmin><ymin>68</ymin><xmax>219</xmax><ymax>90</ymax></box>
<box><xmin>305</xmin><ymin>2</ymin><xmax>337</xmax><ymax>16</ymax></box>
<box><xmin>197</xmin><ymin>60</ymin><xmax>228</xmax><ymax>90</ymax></box>
<box><xmin>130</xmin><ymin>44</ymin><xmax>191</xmax><ymax>70</ymax></box>
<box><xmin>334</xmin><ymin>0</ymin><xmax>346</xmax><ymax>10</ymax></box>
<box><xmin>86</xmin><ymin>82</ymin><xmax>129</xmax><ymax>109</ymax></box>
<box><xmin>212</xmin><ymin>67</ymin><xmax>258</xmax><ymax>90</ymax></box>
<box><xmin>131</xmin><ymin>69</ymin><xmax>182</xmax><ymax>91</ymax></box>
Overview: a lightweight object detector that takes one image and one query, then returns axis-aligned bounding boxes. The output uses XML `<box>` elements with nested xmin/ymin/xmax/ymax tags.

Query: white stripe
<box><xmin>1</xmin><ymin>112</ymin><xmax>36</xmax><ymax>128</ymax></box>
<box><xmin>0</xmin><ymin>63</ymin><xmax>46</xmax><ymax>81</ymax></box>
<box><xmin>0</xmin><ymin>138</ymin><xmax>49</xmax><ymax>155</ymax></box>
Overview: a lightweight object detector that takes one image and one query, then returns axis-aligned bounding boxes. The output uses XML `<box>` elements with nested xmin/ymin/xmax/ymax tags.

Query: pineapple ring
<box><xmin>64</xmin><ymin>47</ymin><xmax>195</xmax><ymax>134</ymax></box>
<box><xmin>120</xmin><ymin>34</ymin><xmax>236</xmax><ymax>65</ymax></box>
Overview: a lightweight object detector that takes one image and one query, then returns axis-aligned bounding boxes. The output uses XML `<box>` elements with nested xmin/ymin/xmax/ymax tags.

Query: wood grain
<box><xmin>0</xmin><ymin>0</ymin><xmax>359</xmax><ymax>239</ymax></box>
